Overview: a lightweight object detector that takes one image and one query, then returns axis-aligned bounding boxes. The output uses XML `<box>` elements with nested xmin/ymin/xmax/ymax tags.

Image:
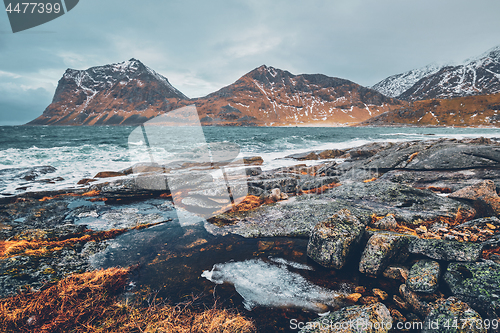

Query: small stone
<box><xmin>372</xmin><ymin>288</ymin><xmax>388</xmax><ymax>301</ymax></box>
<box><xmin>346</xmin><ymin>293</ymin><xmax>362</xmax><ymax>302</ymax></box>
<box><xmin>399</xmin><ymin>284</ymin><xmax>431</xmax><ymax>317</ymax></box>
<box><xmin>383</xmin><ymin>265</ymin><xmax>409</xmax><ymax>282</ymax></box>
<box><xmin>372</xmin><ymin>214</ymin><xmax>398</xmax><ymax>230</ymax></box>
<box><xmin>407</xmin><ymin>260</ymin><xmax>440</xmax><ymax>293</ymax></box>
<box><xmin>393</xmin><ymin>295</ymin><xmax>409</xmax><ymax>310</ymax></box>
<box><xmin>269</xmin><ymin>188</ymin><xmax>282</xmax><ymax>201</ymax></box>
<box><xmin>243</xmin><ymin>156</ymin><xmax>264</xmax><ymax>165</ymax></box>
<box><xmin>354</xmin><ymin>286</ymin><xmax>366</xmax><ymax>294</ymax></box>
<box><xmin>360</xmin><ymin>296</ymin><xmax>378</xmax><ymax>305</ymax></box>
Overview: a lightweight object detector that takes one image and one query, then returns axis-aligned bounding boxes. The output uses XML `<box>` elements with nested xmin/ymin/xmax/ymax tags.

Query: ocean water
<box><xmin>1</xmin><ymin>125</ymin><xmax>500</xmax><ymax>196</ymax></box>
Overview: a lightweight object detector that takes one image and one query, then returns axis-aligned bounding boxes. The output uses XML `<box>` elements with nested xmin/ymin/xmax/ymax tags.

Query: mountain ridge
<box><xmin>28</xmin><ymin>61</ymin><xmax>402</xmax><ymax>126</ymax></box>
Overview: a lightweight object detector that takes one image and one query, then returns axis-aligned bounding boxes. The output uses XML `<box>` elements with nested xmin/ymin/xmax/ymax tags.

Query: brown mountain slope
<box><xmin>192</xmin><ymin>65</ymin><xmax>402</xmax><ymax>126</ymax></box>
<box><xmin>361</xmin><ymin>92</ymin><xmax>500</xmax><ymax>127</ymax></box>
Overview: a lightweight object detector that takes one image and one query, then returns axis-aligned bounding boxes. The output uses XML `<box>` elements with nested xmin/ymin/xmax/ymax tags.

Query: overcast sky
<box><xmin>1</xmin><ymin>0</ymin><xmax>499</xmax><ymax>125</ymax></box>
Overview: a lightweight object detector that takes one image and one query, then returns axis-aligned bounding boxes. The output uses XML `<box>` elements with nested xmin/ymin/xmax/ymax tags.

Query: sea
<box><xmin>2</xmin><ymin>125</ymin><xmax>500</xmax><ymax>197</ymax></box>
<box><xmin>2</xmin><ymin>125</ymin><xmax>500</xmax><ymax>332</ymax></box>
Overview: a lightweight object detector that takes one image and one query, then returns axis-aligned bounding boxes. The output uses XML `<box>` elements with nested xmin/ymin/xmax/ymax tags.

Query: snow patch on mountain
<box><xmin>371</xmin><ymin>63</ymin><xmax>442</xmax><ymax>98</ymax></box>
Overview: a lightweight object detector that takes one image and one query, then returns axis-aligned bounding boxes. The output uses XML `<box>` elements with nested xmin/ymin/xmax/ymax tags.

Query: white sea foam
<box><xmin>201</xmin><ymin>258</ymin><xmax>345</xmax><ymax>312</ymax></box>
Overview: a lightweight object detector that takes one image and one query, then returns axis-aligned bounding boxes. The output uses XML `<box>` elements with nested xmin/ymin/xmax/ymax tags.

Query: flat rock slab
<box><xmin>422</xmin><ymin>297</ymin><xmax>486</xmax><ymax>333</ymax></box>
<box><xmin>359</xmin><ymin>232</ymin><xmax>413</xmax><ymax>276</ymax></box>
<box><xmin>444</xmin><ymin>261</ymin><xmax>500</xmax><ymax>313</ymax></box>
<box><xmin>206</xmin><ymin>181</ymin><xmax>475</xmax><ymax>238</ymax></box>
<box><xmin>407</xmin><ymin>260</ymin><xmax>440</xmax><ymax>293</ymax></box>
<box><xmin>409</xmin><ymin>238</ymin><xmax>483</xmax><ymax>262</ymax></box>
<box><xmin>339</xmin><ymin>140</ymin><xmax>500</xmax><ymax>172</ymax></box>
<box><xmin>307</xmin><ymin>210</ymin><xmax>364</xmax><ymax>269</ymax></box>
<box><xmin>380</xmin><ymin>168</ymin><xmax>500</xmax><ymax>193</ymax></box>
<box><xmin>299</xmin><ymin>302</ymin><xmax>392</xmax><ymax>333</ymax></box>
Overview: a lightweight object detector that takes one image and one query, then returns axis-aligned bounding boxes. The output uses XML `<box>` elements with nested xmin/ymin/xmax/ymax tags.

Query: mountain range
<box><xmin>27</xmin><ymin>45</ymin><xmax>500</xmax><ymax>127</ymax></box>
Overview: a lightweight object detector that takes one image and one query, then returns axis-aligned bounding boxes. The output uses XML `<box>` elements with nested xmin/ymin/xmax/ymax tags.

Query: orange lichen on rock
<box><xmin>482</xmin><ymin>246</ymin><xmax>500</xmax><ymax>260</ymax></box>
<box><xmin>363</xmin><ymin>178</ymin><xmax>377</xmax><ymax>183</ymax></box>
<box><xmin>426</xmin><ymin>186</ymin><xmax>453</xmax><ymax>193</ymax></box>
<box><xmin>407</xmin><ymin>152</ymin><xmax>419</xmax><ymax>163</ymax></box>
<box><xmin>0</xmin><ymin>267</ymin><xmax>255</xmax><ymax>333</ymax></box>
<box><xmin>301</xmin><ymin>182</ymin><xmax>341</xmax><ymax>194</ymax></box>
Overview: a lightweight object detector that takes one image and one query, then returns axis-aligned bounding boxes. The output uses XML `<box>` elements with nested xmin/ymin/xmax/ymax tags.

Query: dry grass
<box><xmin>0</xmin><ymin>268</ymin><xmax>255</xmax><ymax>333</ymax></box>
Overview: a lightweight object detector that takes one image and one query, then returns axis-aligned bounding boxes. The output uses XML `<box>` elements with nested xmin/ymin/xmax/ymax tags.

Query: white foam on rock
<box><xmin>201</xmin><ymin>258</ymin><xmax>345</xmax><ymax>312</ymax></box>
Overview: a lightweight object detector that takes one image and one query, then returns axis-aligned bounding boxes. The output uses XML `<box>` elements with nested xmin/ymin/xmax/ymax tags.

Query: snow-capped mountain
<box><xmin>193</xmin><ymin>65</ymin><xmax>401</xmax><ymax>126</ymax></box>
<box><xmin>399</xmin><ymin>45</ymin><xmax>500</xmax><ymax>101</ymax></box>
<box><xmin>28</xmin><ymin>62</ymin><xmax>403</xmax><ymax>126</ymax></box>
<box><xmin>373</xmin><ymin>45</ymin><xmax>500</xmax><ymax>101</ymax></box>
<box><xmin>28</xmin><ymin>59</ymin><xmax>188</xmax><ymax>125</ymax></box>
<box><xmin>371</xmin><ymin>63</ymin><xmax>442</xmax><ymax>98</ymax></box>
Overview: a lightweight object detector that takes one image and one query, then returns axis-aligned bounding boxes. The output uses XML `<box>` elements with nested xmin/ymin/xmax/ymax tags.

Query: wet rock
<box><xmin>383</xmin><ymin>265</ymin><xmax>409</xmax><ymax>282</ymax></box>
<box><xmin>342</xmin><ymin>140</ymin><xmax>500</xmax><ymax>172</ymax></box>
<box><xmin>286</xmin><ymin>149</ymin><xmax>344</xmax><ymax>161</ymax></box>
<box><xmin>77</xmin><ymin>178</ymin><xmax>97</xmax><ymax>185</ymax></box>
<box><xmin>380</xmin><ymin>168</ymin><xmax>500</xmax><ymax>193</ymax></box>
<box><xmin>400</xmin><ymin>284</ymin><xmax>431</xmax><ymax>317</ymax></box>
<box><xmin>346</xmin><ymin>293</ymin><xmax>362</xmax><ymax>302</ymax></box>
<box><xmin>444</xmin><ymin>261</ymin><xmax>500</xmax><ymax>314</ymax></box>
<box><xmin>449</xmin><ymin>180</ymin><xmax>500</xmax><ymax>217</ymax></box>
<box><xmin>359</xmin><ymin>232</ymin><xmax>413</xmax><ymax>276</ymax></box>
<box><xmin>422</xmin><ymin>297</ymin><xmax>486</xmax><ymax>333</ymax></box>
<box><xmin>371</xmin><ymin>214</ymin><xmax>397</xmax><ymax>230</ymax></box>
<box><xmin>407</xmin><ymin>260</ymin><xmax>440</xmax><ymax>293</ymax></box>
<box><xmin>243</xmin><ymin>156</ymin><xmax>264</xmax><ymax>165</ymax></box>
<box><xmin>307</xmin><ymin>210</ymin><xmax>365</xmax><ymax>269</ymax></box>
<box><xmin>299</xmin><ymin>302</ymin><xmax>392</xmax><ymax>333</ymax></box>
<box><xmin>245</xmin><ymin>167</ymin><xmax>262</xmax><ymax>177</ymax></box>
<box><xmin>321</xmin><ymin>181</ymin><xmax>475</xmax><ymax>224</ymax></box>
<box><xmin>94</xmin><ymin>171</ymin><xmax>125</xmax><ymax>178</ymax></box>
<box><xmin>121</xmin><ymin>162</ymin><xmax>165</xmax><ymax>175</ymax></box>
<box><xmin>408</xmin><ymin>238</ymin><xmax>483</xmax><ymax>262</ymax></box>
<box><xmin>372</xmin><ymin>289</ymin><xmax>388</xmax><ymax>301</ymax></box>
<box><xmin>457</xmin><ymin>216</ymin><xmax>500</xmax><ymax>228</ymax></box>
<box><xmin>0</xmin><ymin>165</ymin><xmax>57</xmax><ymax>181</ymax></box>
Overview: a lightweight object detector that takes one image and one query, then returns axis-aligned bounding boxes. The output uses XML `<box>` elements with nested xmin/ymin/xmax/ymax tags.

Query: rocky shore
<box><xmin>1</xmin><ymin>137</ymin><xmax>500</xmax><ymax>332</ymax></box>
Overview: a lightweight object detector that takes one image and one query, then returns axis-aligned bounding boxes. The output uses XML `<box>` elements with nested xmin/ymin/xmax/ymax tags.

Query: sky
<box><xmin>0</xmin><ymin>0</ymin><xmax>500</xmax><ymax>125</ymax></box>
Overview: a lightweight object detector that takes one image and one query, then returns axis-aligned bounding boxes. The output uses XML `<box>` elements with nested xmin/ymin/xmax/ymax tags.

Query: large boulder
<box><xmin>449</xmin><ymin>180</ymin><xmax>500</xmax><ymax>217</ymax></box>
<box><xmin>407</xmin><ymin>260</ymin><xmax>441</xmax><ymax>293</ymax></box>
<box><xmin>408</xmin><ymin>238</ymin><xmax>483</xmax><ymax>262</ymax></box>
<box><xmin>359</xmin><ymin>232</ymin><xmax>413</xmax><ymax>276</ymax></box>
<box><xmin>422</xmin><ymin>297</ymin><xmax>486</xmax><ymax>333</ymax></box>
<box><xmin>299</xmin><ymin>302</ymin><xmax>392</xmax><ymax>333</ymax></box>
<box><xmin>444</xmin><ymin>261</ymin><xmax>500</xmax><ymax>315</ymax></box>
<box><xmin>339</xmin><ymin>140</ymin><xmax>500</xmax><ymax>172</ymax></box>
<box><xmin>307</xmin><ymin>210</ymin><xmax>365</xmax><ymax>269</ymax></box>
